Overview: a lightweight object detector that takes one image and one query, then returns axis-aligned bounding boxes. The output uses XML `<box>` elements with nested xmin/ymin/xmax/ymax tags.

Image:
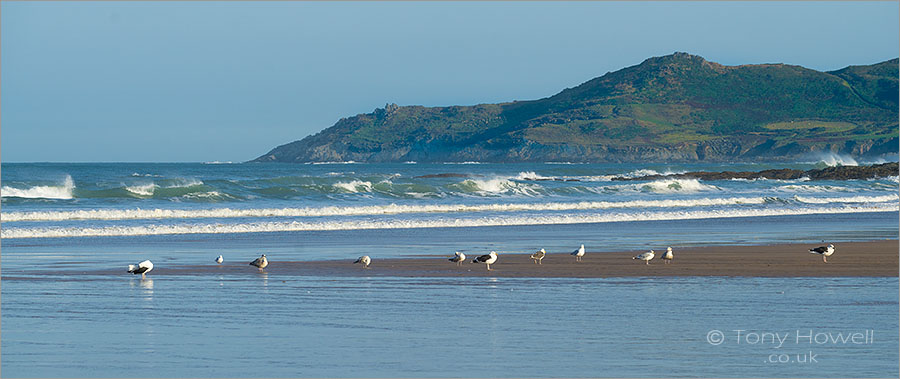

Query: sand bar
<box><xmin>11</xmin><ymin>240</ymin><xmax>897</xmax><ymax>279</ymax></box>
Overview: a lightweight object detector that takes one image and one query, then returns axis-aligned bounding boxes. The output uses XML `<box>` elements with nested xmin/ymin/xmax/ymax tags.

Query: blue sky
<box><xmin>2</xmin><ymin>1</ymin><xmax>898</xmax><ymax>162</ymax></box>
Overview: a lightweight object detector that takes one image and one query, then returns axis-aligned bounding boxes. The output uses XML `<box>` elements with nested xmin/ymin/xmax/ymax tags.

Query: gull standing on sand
<box><xmin>531</xmin><ymin>249</ymin><xmax>546</xmax><ymax>264</ymax></box>
<box><xmin>215</xmin><ymin>255</ymin><xmax>224</xmax><ymax>264</ymax></box>
<box><xmin>354</xmin><ymin>255</ymin><xmax>371</xmax><ymax>268</ymax></box>
<box><xmin>250</xmin><ymin>254</ymin><xmax>268</xmax><ymax>271</ymax></box>
<box><xmin>633</xmin><ymin>250</ymin><xmax>655</xmax><ymax>265</ymax></box>
<box><xmin>449</xmin><ymin>251</ymin><xmax>466</xmax><ymax>266</ymax></box>
<box><xmin>809</xmin><ymin>243</ymin><xmax>835</xmax><ymax>263</ymax></box>
<box><xmin>572</xmin><ymin>244</ymin><xmax>585</xmax><ymax>262</ymax></box>
<box><xmin>127</xmin><ymin>260</ymin><xmax>154</xmax><ymax>279</ymax></box>
<box><xmin>661</xmin><ymin>247</ymin><xmax>674</xmax><ymax>264</ymax></box>
<box><xmin>473</xmin><ymin>251</ymin><xmax>498</xmax><ymax>271</ymax></box>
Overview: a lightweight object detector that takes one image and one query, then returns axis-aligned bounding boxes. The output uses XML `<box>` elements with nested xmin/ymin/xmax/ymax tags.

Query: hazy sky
<box><xmin>2</xmin><ymin>1</ymin><xmax>898</xmax><ymax>162</ymax></box>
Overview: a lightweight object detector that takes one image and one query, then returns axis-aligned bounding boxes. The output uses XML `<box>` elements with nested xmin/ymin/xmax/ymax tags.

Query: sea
<box><xmin>1</xmin><ymin>159</ymin><xmax>898</xmax><ymax>377</ymax></box>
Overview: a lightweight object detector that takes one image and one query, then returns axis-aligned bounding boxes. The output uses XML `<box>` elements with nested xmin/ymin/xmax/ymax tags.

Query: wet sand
<box><xmin>25</xmin><ymin>240</ymin><xmax>897</xmax><ymax>279</ymax></box>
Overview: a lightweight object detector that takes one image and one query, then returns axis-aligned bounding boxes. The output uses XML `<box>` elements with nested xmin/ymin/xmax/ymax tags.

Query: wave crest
<box><xmin>1</xmin><ymin>176</ymin><xmax>75</xmax><ymax>200</ymax></box>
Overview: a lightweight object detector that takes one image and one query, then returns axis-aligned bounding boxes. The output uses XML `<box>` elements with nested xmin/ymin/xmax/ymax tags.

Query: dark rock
<box><xmin>613</xmin><ymin>163</ymin><xmax>898</xmax><ymax>181</ymax></box>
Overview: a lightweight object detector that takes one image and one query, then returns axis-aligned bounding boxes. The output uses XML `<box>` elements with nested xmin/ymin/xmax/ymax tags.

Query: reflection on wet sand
<box><xmin>130</xmin><ymin>278</ymin><xmax>154</xmax><ymax>300</ymax></box>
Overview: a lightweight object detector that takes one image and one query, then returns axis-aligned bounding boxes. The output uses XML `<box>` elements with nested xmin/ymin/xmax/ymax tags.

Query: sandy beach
<box><xmin>37</xmin><ymin>239</ymin><xmax>896</xmax><ymax>279</ymax></box>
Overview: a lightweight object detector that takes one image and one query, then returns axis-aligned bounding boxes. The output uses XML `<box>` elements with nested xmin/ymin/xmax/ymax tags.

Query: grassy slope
<box><xmin>256</xmin><ymin>53</ymin><xmax>898</xmax><ymax>162</ymax></box>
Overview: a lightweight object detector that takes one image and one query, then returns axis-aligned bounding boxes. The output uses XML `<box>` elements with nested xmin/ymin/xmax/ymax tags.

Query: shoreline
<box><xmin>11</xmin><ymin>240</ymin><xmax>897</xmax><ymax>279</ymax></box>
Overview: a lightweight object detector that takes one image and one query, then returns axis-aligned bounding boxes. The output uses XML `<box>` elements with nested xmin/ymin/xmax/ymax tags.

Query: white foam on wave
<box><xmin>333</xmin><ymin>180</ymin><xmax>373</xmax><ymax>193</ymax></box>
<box><xmin>168</xmin><ymin>178</ymin><xmax>204</xmax><ymax>188</ymax></box>
<box><xmin>1</xmin><ymin>176</ymin><xmax>75</xmax><ymax>200</ymax></box>
<box><xmin>125</xmin><ymin>183</ymin><xmax>157</xmax><ymax>197</ymax></box>
<box><xmin>794</xmin><ymin>194</ymin><xmax>899</xmax><ymax>204</ymax></box>
<box><xmin>460</xmin><ymin>178</ymin><xmax>543</xmax><ymax>196</ymax></box>
<box><xmin>10</xmin><ymin>195</ymin><xmax>894</xmax><ymax>222</ymax></box>
<box><xmin>777</xmin><ymin>184</ymin><xmax>850</xmax><ymax>193</ymax></box>
<box><xmin>514</xmin><ymin>171</ymin><xmax>553</xmax><ymax>181</ymax></box>
<box><xmin>182</xmin><ymin>191</ymin><xmax>235</xmax><ymax>200</ymax></box>
<box><xmin>3</xmin><ymin>203</ymin><xmax>895</xmax><ymax>239</ymax></box>
<box><xmin>615</xmin><ymin>178</ymin><xmax>720</xmax><ymax>193</ymax></box>
<box><xmin>512</xmin><ymin>171</ymin><xmax>617</xmax><ymax>182</ymax></box>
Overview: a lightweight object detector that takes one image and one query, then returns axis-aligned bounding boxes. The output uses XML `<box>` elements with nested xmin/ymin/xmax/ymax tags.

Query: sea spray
<box><xmin>1</xmin><ymin>176</ymin><xmax>75</xmax><ymax>200</ymax></box>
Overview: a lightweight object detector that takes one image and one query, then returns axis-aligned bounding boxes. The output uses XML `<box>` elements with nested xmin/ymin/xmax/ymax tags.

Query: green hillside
<box><xmin>254</xmin><ymin>53</ymin><xmax>898</xmax><ymax>163</ymax></box>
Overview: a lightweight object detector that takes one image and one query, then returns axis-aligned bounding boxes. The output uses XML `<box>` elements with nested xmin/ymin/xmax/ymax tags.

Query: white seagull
<box><xmin>572</xmin><ymin>244</ymin><xmax>585</xmax><ymax>262</ymax></box>
<box><xmin>531</xmin><ymin>248</ymin><xmax>546</xmax><ymax>264</ymax></box>
<box><xmin>250</xmin><ymin>254</ymin><xmax>268</xmax><ymax>271</ymax></box>
<box><xmin>127</xmin><ymin>260</ymin><xmax>154</xmax><ymax>279</ymax></box>
<box><xmin>449</xmin><ymin>251</ymin><xmax>467</xmax><ymax>266</ymax></box>
<box><xmin>215</xmin><ymin>255</ymin><xmax>224</xmax><ymax>264</ymax></box>
<box><xmin>354</xmin><ymin>255</ymin><xmax>371</xmax><ymax>268</ymax></box>
<box><xmin>472</xmin><ymin>251</ymin><xmax>498</xmax><ymax>271</ymax></box>
<box><xmin>809</xmin><ymin>243</ymin><xmax>835</xmax><ymax>263</ymax></box>
<box><xmin>661</xmin><ymin>247</ymin><xmax>674</xmax><ymax>264</ymax></box>
<box><xmin>633</xmin><ymin>250</ymin><xmax>655</xmax><ymax>265</ymax></box>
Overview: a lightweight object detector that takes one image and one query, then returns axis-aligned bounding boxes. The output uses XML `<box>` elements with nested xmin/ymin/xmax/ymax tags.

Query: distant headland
<box><xmin>252</xmin><ymin>52</ymin><xmax>899</xmax><ymax>163</ymax></box>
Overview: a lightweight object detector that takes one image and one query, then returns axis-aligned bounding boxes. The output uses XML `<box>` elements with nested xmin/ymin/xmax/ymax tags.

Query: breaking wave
<box><xmin>1</xmin><ymin>176</ymin><xmax>75</xmax><ymax>200</ymax></box>
<box><xmin>4</xmin><ymin>195</ymin><xmax>895</xmax><ymax>222</ymax></box>
<box><xmin>3</xmin><ymin>204</ymin><xmax>895</xmax><ymax>239</ymax></box>
<box><xmin>818</xmin><ymin>153</ymin><xmax>859</xmax><ymax>167</ymax></box>
<box><xmin>333</xmin><ymin>180</ymin><xmax>374</xmax><ymax>193</ymax></box>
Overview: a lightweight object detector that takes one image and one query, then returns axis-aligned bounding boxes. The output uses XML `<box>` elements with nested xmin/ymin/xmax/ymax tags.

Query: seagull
<box><xmin>127</xmin><ymin>260</ymin><xmax>154</xmax><ymax>279</ymax></box>
<box><xmin>215</xmin><ymin>255</ymin><xmax>224</xmax><ymax>264</ymax></box>
<box><xmin>661</xmin><ymin>247</ymin><xmax>674</xmax><ymax>264</ymax></box>
<box><xmin>354</xmin><ymin>255</ymin><xmax>371</xmax><ymax>269</ymax></box>
<box><xmin>809</xmin><ymin>243</ymin><xmax>835</xmax><ymax>263</ymax></box>
<box><xmin>472</xmin><ymin>251</ymin><xmax>498</xmax><ymax>271</ymax></box>
<box><xmin>571</xmin><ymin>244</ymin><xmax>585</xmax><ymax>262</ymax></box>
<box><xmin>449</xmin><ymin>251</ymin><xmax>466</xmax><ymax>266</ymax></box>
<box><xmin>633</xmin><ymin>250</ymin><xmax>655</xmax><ymax>265</ymax></box>
<box><xmin>249</xmin><ymin>254</ymin><xmax>268</xmax><ymax>272</ymax></box>
<box><xmin>530</xmin><ymin>248</ymin><xmax>546</xmax><ymax>264</ymax></box>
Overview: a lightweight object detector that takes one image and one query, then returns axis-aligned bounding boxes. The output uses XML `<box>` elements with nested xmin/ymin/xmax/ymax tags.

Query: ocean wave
<box><xmin>777</xmin><ymin>184</ymin><xmax>851</xmax><ymax>193</ymax></box>
<box><xmin>793</xmin><ymin>195</ymin><xmax>898</xmax><ymax>204</ymax></box>
<box><xmin>640</xmin><ymin>178</ymin><xmax>720</xmax><ymax>193</ymax></box>
<box><xmin>813</xmin><ymin>153</ymin><xmax>859</xmax><ymax>167</ymax></box>
<box><xmin>447</xmin><ymin>178</ymin><xmax>544</xmax><ymax>196</ymax></box>
<box><xmin>333</xmin><ymin>180</ymin><xmax>374</xmax><ymax>193</ymax></box>
<box><xmin>1</xmin><ymin>176</ymin><xmax>75</xmax><ymax>200</ymax></box>
<box><xmin>603</xmin><ymin>178</ymin><xmax>720</xmax><ymax>193</ymax></box>
<box><xmin>5</xmin><ymin>195</ymin><xmax>893</xmax><ymax>222</ymax></box>
<box><xmin>514</xmin><ymin>171</ymin><xmax>553</xmax><ymax>181</ymax></box>
<box><xmin>3</xmin><ymin>204</ymin><xmax>895</xmax><ymax>239</ymax></box>
<box><xmin>125</xmin><ymin>183</ymin><xmax>157</xmax><ymax>197</ymax></box>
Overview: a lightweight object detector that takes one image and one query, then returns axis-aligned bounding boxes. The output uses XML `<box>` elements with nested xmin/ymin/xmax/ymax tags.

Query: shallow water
<box><xmin>3</xmin><ymin>274</ymin><xmax>897</xmax><ymax>378</ymax></box>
